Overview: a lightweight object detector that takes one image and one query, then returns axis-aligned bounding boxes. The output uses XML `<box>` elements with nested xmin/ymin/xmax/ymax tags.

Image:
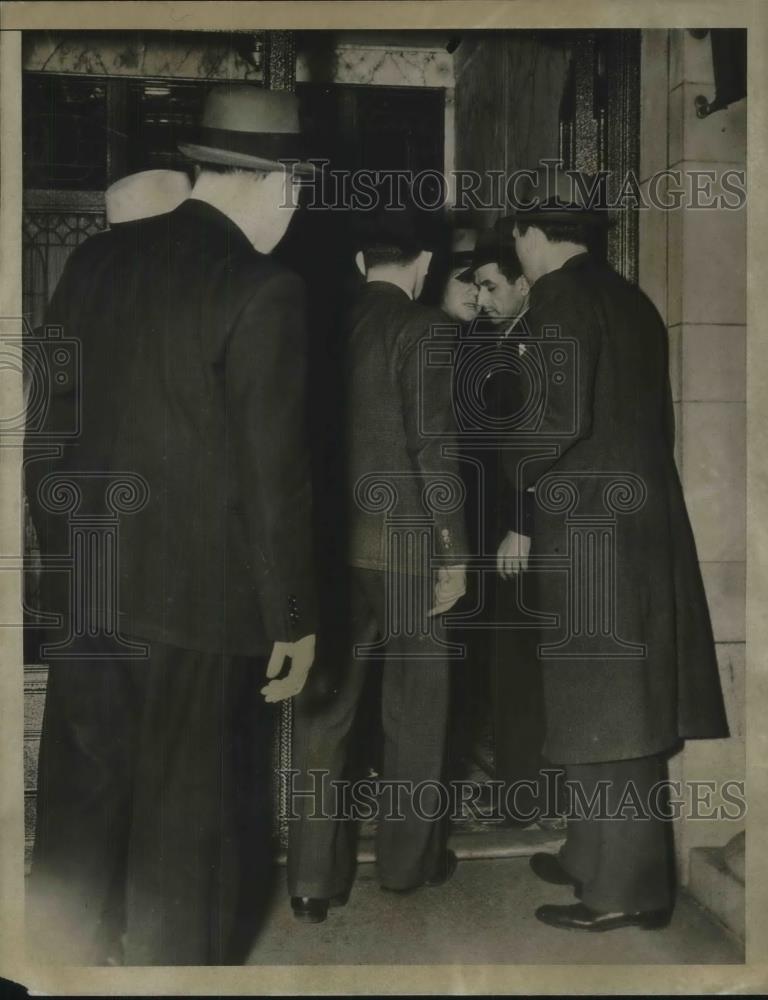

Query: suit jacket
<box><xmin>504</xmin><ymin>252</ymin><xmax>728</xmax><ymax>764</ymax></box>
<box><xmin>482</xmin><ymin>312</ymin><xmax>536</xmax><ymax>539</ymax></box>
<box><xmin>26</xmin><ymin>199</ymin><xmax>316</xmax><ymax>655</ymax></box>
<box><xmin>345</xmin><ymin>282</ymin><xmax>468</xmax><ymax>574</ymax></box>
<box><xmin>452</xmin><ymin>313</ymin><xmax>534</xmax><ymax>566</ymax></box>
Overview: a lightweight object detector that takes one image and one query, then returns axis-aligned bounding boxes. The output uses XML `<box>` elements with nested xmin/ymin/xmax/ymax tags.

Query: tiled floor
<box><xmin>247</xmin><ymin>855</ymin><xmax>744</xmax><ymax>966</ymax></box>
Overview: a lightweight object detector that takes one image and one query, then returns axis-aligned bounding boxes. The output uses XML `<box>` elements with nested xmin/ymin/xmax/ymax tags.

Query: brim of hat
<box><xmin>470</xmin><ymin>248</ymin><xmax>514</xmax><ymax>273</ymax></box>
<box><xmin>513</xmin><ymin>207</ymin><xmax>612</xmax><ymax>227</ymax></box>
<box><xmin>454</xmin><ymin>265</ymin><xmax>476</xmax><ymax>282</ymax></box>
<box><xmin>178</xmin><ymin>142</ymin><xmax>317</xmax><ymax>177</ymax></box>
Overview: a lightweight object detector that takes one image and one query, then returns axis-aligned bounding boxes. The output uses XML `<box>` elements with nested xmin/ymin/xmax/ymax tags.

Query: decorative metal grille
<box><xmin>603</xmin><ymin>31</ymin><xmax>641</xmax><ymax>285</ymax></box>
<box><xmin>22</xmin><ymin>191</ymin><xmax>106</xmax><ymax>860</ymax></box>
<box><xmin>264</xmin><ymin>29</ymin><xmax>297</xmax><ymax>849</ymax></box>
<box><xmin>558</xmin><ymin>30</ymin><xmax>641</xmax><ymax>283</ymax></box>
<box><xmin>22</xmin><ymin>197</ymin><xmax>106</xmax><ymax>328</ymax></box>
<box><xmin>23</xmin><ymin>666</ymin><xmax>48</xmax><ymax>870</ymax></box>
<box><xmin>265</xmin><ymin>31</ymin><xmax>297</xmax><ymax>92</ymax></box>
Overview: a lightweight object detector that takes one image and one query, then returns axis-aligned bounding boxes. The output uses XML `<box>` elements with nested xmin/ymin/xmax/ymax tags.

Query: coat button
<box><xmin>288</xmin><ymin>594</ymin><xmax>300</xmax><ymax>625</ymax></box>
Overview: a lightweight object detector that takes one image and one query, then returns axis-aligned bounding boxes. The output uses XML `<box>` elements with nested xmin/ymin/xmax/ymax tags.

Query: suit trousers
<box><xmin>288</xmin><ymin>567</ymin><xmax>451</xmax><ymax>897</ymax></box>
<box><xmin>27</xmin><ymin>634</ymin><xmax>274</xmax><ymax>966</ymax></box>
<box><xmin>557</xmin><ymin>755</ymin><xmax>675</xmax><ymax>913</ymax></box>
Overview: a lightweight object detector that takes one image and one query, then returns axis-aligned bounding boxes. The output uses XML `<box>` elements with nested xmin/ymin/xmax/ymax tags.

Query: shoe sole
<box><xmin>291</xmin><ymin>890</ymin><xmax>349</xmax><ymax>923</ymax></box>
<box><xmin>640</xmin><ymin>913</ymin><xmax>672</xmax><ymax>930</ymax></box>
<box><xmin>536</xmin><ymin>912</ymin><xmax>672</xmax><ymax>932</ymax></box>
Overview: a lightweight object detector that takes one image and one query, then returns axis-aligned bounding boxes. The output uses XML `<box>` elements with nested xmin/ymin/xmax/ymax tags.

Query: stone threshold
<box><xmin>276</xmin><ymin>825</ymin><xmax>565</xmax><ymax>866</ymax></box>
<box><xmin>688</xmin><ymin>844</ymin><xmax>745</xmax><ymax>942</ymax></box>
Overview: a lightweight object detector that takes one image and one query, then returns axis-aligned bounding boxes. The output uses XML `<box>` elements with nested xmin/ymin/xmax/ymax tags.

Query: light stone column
<box><xmin>638</xmin><ymin>28</ymin><xmax>746</xmax><ymax>882</ymax></box>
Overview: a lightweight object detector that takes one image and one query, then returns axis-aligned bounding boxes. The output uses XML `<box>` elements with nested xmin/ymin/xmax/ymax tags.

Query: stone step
<box><xmin>687</xmin><ymin>845</ymin><xmax>745</xmax><ymax>941</ymax></box>
<box><xmin>276</xmin><ymin>824</ymin><xmax>565</xmax><ymax>865</ymax></box>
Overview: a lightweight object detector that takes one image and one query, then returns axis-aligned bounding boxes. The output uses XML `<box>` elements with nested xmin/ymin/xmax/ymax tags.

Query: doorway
<box><xmin>274</xmin><ymin>82</ymin><xmax>451</xmax><ymax>841</ymax></box>
<box><xmin>20</xmin><ymin>32</ymin><xmax>642</xmax><ymax>861</ymax></box>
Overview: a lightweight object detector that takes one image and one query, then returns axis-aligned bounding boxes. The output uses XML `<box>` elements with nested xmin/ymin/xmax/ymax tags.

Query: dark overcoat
<box><xmin>503</xmin><ymin>252</ymin><xmax>729</xmax><ymax>764</ymax></box>
<box><xmin>26</xmin><ymin>199</ymin><xmax>316</xmax><ymax>655</ymax></box>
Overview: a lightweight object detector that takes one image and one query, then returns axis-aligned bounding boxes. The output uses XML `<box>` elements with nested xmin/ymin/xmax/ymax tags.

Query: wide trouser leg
<box><xmin>491</xmin><ymin>574</ymin><xmax>548</xmax><ymax>818</ymax></box>
<box><xmin>559</xmin><ymin>755</ymin><xmax>674</xmax><ymax>914</ymax></box>
<box><xmin>28</xmin><ymin>634</ymin><xmax>273</xmax><ymax>966</ymax></box>
<box><xmin>288</xmin><ymin>568</ymin><xmax>451</xmax><ymax>896</ymax></box>
<box><xmin>287</xmin><ymin>577</ymin><xmax>375</xmax><ymax>900</ymax></box>
<box><xmin>122</xmin><ymin>641</ymin><xmax>273</xmax><ymax>966</ymax></box>
<box><xmin>365</xmin><ymin>570</ymin><xmax>451</xmax><ymax>891</ymax></box>
<box><xmin>27</xmin><ymin>641</ymin><xmax>141</xmax><ymax>965</ymax></box>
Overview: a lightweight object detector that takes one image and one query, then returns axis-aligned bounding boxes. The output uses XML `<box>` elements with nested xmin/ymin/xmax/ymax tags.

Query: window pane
<box><xmin>23</xmin><ymin>74</ymin><xmax>108</xmax><ymax>190</ymax></box>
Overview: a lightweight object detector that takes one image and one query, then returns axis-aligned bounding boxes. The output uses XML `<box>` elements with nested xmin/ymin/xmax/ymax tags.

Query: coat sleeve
<box><xmin>225</xmin><ymin>269</ymin><xmax>317</xmax><ymax>644</ymax></box>
<box><xmin>500</xmin><ymin>477</ymin><xmax>535</xmax><ymax>537</ymax></box>
<box><xmin>509</xmin><ymin>271</ymin><xmax>602</xmax><ymax>491</ymax></box>
<box><xmin>397</xmin><ymin>313</ymin><xmax>469</xmax><ymax>564</ymax></box>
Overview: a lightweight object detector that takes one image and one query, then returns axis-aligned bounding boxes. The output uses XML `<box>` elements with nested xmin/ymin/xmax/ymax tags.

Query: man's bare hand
<box><xmin>261</xmin><ymin>633</ymin><xmax>316</xmax><ymax>703</ymax></box>
<box><xmin>497</xmin><ymin>530</ymin><xmax>531</xmax><ymax>580</ymax></box>
<box><xmin>428</xmin><ymin>565</ymin><xmax>467</xmax><ymax>617</ymax></box>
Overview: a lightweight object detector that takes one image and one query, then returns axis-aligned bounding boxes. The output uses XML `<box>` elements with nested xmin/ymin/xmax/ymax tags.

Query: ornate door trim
<box><xmin>559</xmin><ymin>30</ymin><xmax>641</xmax><ymax>283</ymax></box>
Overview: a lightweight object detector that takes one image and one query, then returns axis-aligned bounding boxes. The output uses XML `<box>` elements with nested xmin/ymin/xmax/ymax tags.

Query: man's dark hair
<box><xmin>361</xmin><ymin>243</ymin><xmax>421</xmax><ymax>269</ymax></box>
<box><xmin>195</xmin><ymin>162</ymin><xmax>268</xmax><ymax>178</ymax></box>
<box><xmin>515</xmin><ymin>218</ymin><xmax>593</xmax><ymax>247</ymax></box>
<box><xmin>497</xmin><ymin>250</ymin><xmax>524</xmax><ymax>284</ymax></box>
<box><xmin>196</xmin><ymin>162</ymin><xmax>237</xmax><ymax>175</ymax></box>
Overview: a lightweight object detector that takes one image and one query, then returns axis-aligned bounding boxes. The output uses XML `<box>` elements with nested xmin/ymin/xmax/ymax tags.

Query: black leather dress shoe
<box><xmin>381</xmin><ymin>849</ymin><xmax>458</xmax><ymax>895</ymax></box>
<box><xmin>529</xmin><ymin>852</ymin><xmax>582</xmax><ymax>894</ymax></box>
<box><xmin>290</xmin><ymin>891</ymin><xmax>349</xmax><ymax>924</ymax></box>
<box><xmin>535</xmin><ymin>901</ymin><xmax>672</xmax><ymax>932</ymax></box>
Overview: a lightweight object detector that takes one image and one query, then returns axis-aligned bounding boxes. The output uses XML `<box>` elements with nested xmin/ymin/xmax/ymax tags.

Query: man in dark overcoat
<box><xmin>25</xmin><ymin>86</ymin><xmax>317</xmax><ymax>965</ymax></box>
<box><xmin>500</xmin><ymin>167</ymin><xmax>729</xmax><ymax>930</ymax></box>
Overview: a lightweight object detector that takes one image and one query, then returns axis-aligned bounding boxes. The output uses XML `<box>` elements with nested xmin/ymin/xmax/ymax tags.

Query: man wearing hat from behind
<box><xmin>287</xmin><ymin>204</ymin><xmax>468</xmax><ymax>922</ymax></box>
<box><xmin>499</xmin><ymin>164</ymin><xmax>729</xmax><ymax>930</ymax></box>
<box><xmin>26</xmin><ymin>85</ymin><xmax>317</xmax><ymax>965</ymax></box>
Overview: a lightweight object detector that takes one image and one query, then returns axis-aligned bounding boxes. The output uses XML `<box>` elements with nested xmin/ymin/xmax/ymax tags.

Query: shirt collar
<box><xmin>363</xmin><ymin>280</ymin><xmax>412</xmax><ymax>301</ymax></box>
<box><xmin>500</xmin><ymin>304</ymin><xmax>530</xmax><ymax>339</ymax></box>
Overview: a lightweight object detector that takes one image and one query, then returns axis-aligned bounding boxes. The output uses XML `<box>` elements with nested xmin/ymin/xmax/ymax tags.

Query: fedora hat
<box><xmin>178</xmin><ymin>85</ymin><xmax>314</xmax><ymax>176</ymax></box>
<box><xmin>457</xmin><ymin>224</ymin><xmax>521</xmax><ymax>280</ymax></box>
<box><xmin>507</xmin><ymin>165</ymin><xmax>612</xmax><ymax>227</ymax></box>
<box><xmin>106</xmin><ymin>170</ymin><xmax>191</xmax><ymax>225</ymax></box>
